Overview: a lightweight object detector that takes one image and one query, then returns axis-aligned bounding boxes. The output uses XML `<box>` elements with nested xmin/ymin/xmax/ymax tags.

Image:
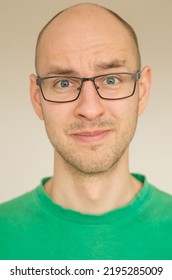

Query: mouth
<box><xmin>71</xmin><ymin>129</ymin><xmax>111</xmax><ymax>143</ymax></box>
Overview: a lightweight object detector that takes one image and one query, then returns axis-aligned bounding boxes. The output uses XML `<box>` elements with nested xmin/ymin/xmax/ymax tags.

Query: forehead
<box><xmin>37</xmin><ymin>7</ymin><xmax>137</xmax><ymax>74</ymax></box>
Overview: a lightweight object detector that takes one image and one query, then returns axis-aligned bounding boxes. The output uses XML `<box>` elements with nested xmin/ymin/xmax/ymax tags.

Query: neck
<box><xmin>45</xmin><ymin>151</ymin><xmax>142</xmax><ymax>215</ymax></box>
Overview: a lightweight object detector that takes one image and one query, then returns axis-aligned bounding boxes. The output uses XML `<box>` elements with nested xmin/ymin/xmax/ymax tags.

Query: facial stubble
<box><xmin>43</xmin><ymin>114</ymin><xmax>138</xmax><ymax>177</ymax></box>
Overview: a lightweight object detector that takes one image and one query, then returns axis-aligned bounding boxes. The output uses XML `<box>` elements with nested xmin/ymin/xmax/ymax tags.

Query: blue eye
<box><xmin>105</xmin><ymin>77</ymin><xmax>119</xmax><ymax>85</ymax></box>
<box><xmin>51</xmin><ymin>77</ymin><xmax>80</xmax><ymax>92</ymax></box>
<box><xmin>59</xmin><ymin>80</ymin><xmax>71</xmax><ymax>88</ymax></box>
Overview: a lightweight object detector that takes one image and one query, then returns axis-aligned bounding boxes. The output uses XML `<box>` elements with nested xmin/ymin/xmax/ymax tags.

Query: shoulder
<box><xmin>0</xmin><ymin>177</ymin><xmax>50</xmax><ymax>219</ymax></box>
<box><xmin>149</xmin><ymin>179</ymin><xmax>172</xmax><ymax>202</ymax></box>
<box><xmin>0</xmin><ymin>188</ymin><xmax>38</xmax><ymax>219</ymax></box>
<box><xmin>145</xmin><ymin>180</ymin><xmax>172</xmax><ymax>222</ymax></box>
<box><xmin>135</xmin><ymin>173</ymin><xmax>172</xmax><ymax>202</ymax></box>
<box><xmin>134</xmin><ymin>173</ymin><xmax>172</xmax><ymax>217</ymax></box>
<box><xmin>150</xmin><ymin>184</ymin><xmax>172</xmax><ymax>209</ymax></box>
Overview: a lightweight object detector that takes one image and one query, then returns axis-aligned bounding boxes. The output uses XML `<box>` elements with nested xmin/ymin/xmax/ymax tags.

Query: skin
<box><xmin>30</xmin><ymin>4</ymin><xmax>151</xmax><ymax>214</ymax></box>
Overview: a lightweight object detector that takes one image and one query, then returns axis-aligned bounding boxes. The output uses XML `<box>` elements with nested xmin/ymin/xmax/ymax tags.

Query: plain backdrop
<box><xmin>0</xmin><ymin>0</ymin><xmax>172</xmax><ymax>203</ymax></box>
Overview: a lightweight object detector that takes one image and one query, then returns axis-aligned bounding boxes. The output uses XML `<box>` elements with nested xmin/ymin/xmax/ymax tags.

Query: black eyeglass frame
<box><xmin>36</xmin><ymin>69</ymin><xmax>141</xmax><ymax>103</ymax></box>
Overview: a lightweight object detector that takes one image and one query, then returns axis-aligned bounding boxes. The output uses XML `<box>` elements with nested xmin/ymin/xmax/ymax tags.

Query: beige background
<box><xmin>0</xmin><ymin>0</ymin><xmax>172</xmax><ymax>203</ymax></box>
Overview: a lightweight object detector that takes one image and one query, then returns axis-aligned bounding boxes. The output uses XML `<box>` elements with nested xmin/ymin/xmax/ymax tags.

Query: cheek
<box><xmin>108</xmin><ymin>97</ymin><xmax>139</xmax><ymax>122</ymax></box>
<box><xmin>108</xmin><ymin>98</ymin><xmax>139</xmax><ymax>142</ymax></box>
<box><xmin>41</xmin><ymin>103</ymin><xmax>72</xmax><ymax>137</ymax></box>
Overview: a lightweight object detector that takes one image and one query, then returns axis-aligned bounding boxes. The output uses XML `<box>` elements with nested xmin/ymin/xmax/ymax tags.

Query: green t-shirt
<box><xmin>0</xmin><ymin>174</ymin><xmax>172</xmax><ymax>260</ymax></box>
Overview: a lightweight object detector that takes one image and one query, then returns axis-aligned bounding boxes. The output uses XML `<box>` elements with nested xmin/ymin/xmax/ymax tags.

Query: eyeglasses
<box><xmin>36</xmin><ymin>70</ymin><xmax>141</xmax><ymax>103</ymax></box>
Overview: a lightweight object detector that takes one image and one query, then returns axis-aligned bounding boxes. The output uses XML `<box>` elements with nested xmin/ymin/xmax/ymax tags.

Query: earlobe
<box><xmin>138</xmin><ymin>66</ymin><xmax>151</xmax><ymax>116</ymax></box>
<box><xmin>29</xmin><ymin>74</ymin><xmax>44</xmax><ymax>120</ymax></box>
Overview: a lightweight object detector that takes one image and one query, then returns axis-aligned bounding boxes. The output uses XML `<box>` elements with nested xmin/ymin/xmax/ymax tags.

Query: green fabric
<box><xmin>0</xmin><ymin>174</ymin><xmax>172</xmax><ymax>260</ymax></box>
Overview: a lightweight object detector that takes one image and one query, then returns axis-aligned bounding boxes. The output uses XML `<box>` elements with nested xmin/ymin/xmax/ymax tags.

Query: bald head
<box><xmin>35</xmin><ymin>3</ymin><xmax>141</xmax><ymax>74</ymax></box>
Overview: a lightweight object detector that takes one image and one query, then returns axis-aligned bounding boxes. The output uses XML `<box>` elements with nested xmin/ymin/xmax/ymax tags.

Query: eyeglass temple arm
<box><xmin>136</xmin><ymin>69</ymin><xmax>141</xmax><ymax>81</ymax></box>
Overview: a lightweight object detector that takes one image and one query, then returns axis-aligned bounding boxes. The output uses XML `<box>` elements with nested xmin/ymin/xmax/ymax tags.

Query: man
<box><xmin>0</xmin><ymin>3</ymin><xmax>172</xmax><ymax>260</ymax></box>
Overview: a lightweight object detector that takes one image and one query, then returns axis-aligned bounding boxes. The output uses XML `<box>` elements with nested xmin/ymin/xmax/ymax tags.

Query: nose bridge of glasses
<box><xmin>79</xmin><ymin>77</ymin><xmax>98</xmax><ymax>91</ymax></box>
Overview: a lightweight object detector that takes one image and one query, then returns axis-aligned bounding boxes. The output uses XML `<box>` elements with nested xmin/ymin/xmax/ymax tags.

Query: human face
<box><xmin>30</xmin><ymin>7</ymin><xmax>150</xmax><ymax>175</ymax></box>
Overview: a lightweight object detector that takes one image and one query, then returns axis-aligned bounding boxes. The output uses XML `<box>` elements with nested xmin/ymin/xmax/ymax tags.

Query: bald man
<box><xmin>1</xmin><ymin>3</ymin><xmax>172</xmax><ymax>260</ymax></box>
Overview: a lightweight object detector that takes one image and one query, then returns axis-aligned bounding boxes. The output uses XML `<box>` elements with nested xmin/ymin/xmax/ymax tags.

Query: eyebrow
<box><xmin>46</xmin><ymin>67</ymin><xmax>78</xmax><ymax>76</ymax></box>
<box><xmin>95</xmin><ymin>59</ymin><xmax>126</xmax><ymax>71</ymax></box>
<box><xmin>45</xmin><ymin>59</ymin><xmax>126</xmax><ymax>77</ymax></box>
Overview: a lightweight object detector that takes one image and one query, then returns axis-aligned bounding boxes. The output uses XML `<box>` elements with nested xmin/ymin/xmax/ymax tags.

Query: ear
<box><xmin>29</xmin><ymin>74</ymin><xmax>44</xmax><ymax>120</ymax></box>
<box><xmin>138</xmin><ymin>66</ymin><xmax>151</xmax><ymax>116</ymax></box>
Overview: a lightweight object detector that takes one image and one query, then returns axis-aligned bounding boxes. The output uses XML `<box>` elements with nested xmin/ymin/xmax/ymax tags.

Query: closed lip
<box><xmin>71</xmin><ymin>129</ymin><xmax>111</xmax><ymax>142</ymax></box>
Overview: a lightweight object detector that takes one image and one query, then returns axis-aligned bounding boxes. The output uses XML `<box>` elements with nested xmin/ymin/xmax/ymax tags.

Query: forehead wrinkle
<box><xmin>41</xmin><ymin>58</ymin><xmax>127</xmax><ymax>77</ymax></box>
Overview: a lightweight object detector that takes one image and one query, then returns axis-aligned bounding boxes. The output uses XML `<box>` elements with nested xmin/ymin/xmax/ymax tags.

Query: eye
<box><xmin>55</xmin><ymin>79</ymin><xmax>72</xmax><ymax>88</ymax></box>
<box><xmin>105</xmin><ymin>76</ymin><xmax>119</xmax><ymax>85</ymax></box>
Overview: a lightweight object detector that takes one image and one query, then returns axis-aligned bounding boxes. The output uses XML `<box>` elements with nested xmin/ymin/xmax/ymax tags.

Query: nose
<box><xmin>73</xmin><ymin>80</ymin><xmax>105</xmax><ymax>121</ymax></box>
